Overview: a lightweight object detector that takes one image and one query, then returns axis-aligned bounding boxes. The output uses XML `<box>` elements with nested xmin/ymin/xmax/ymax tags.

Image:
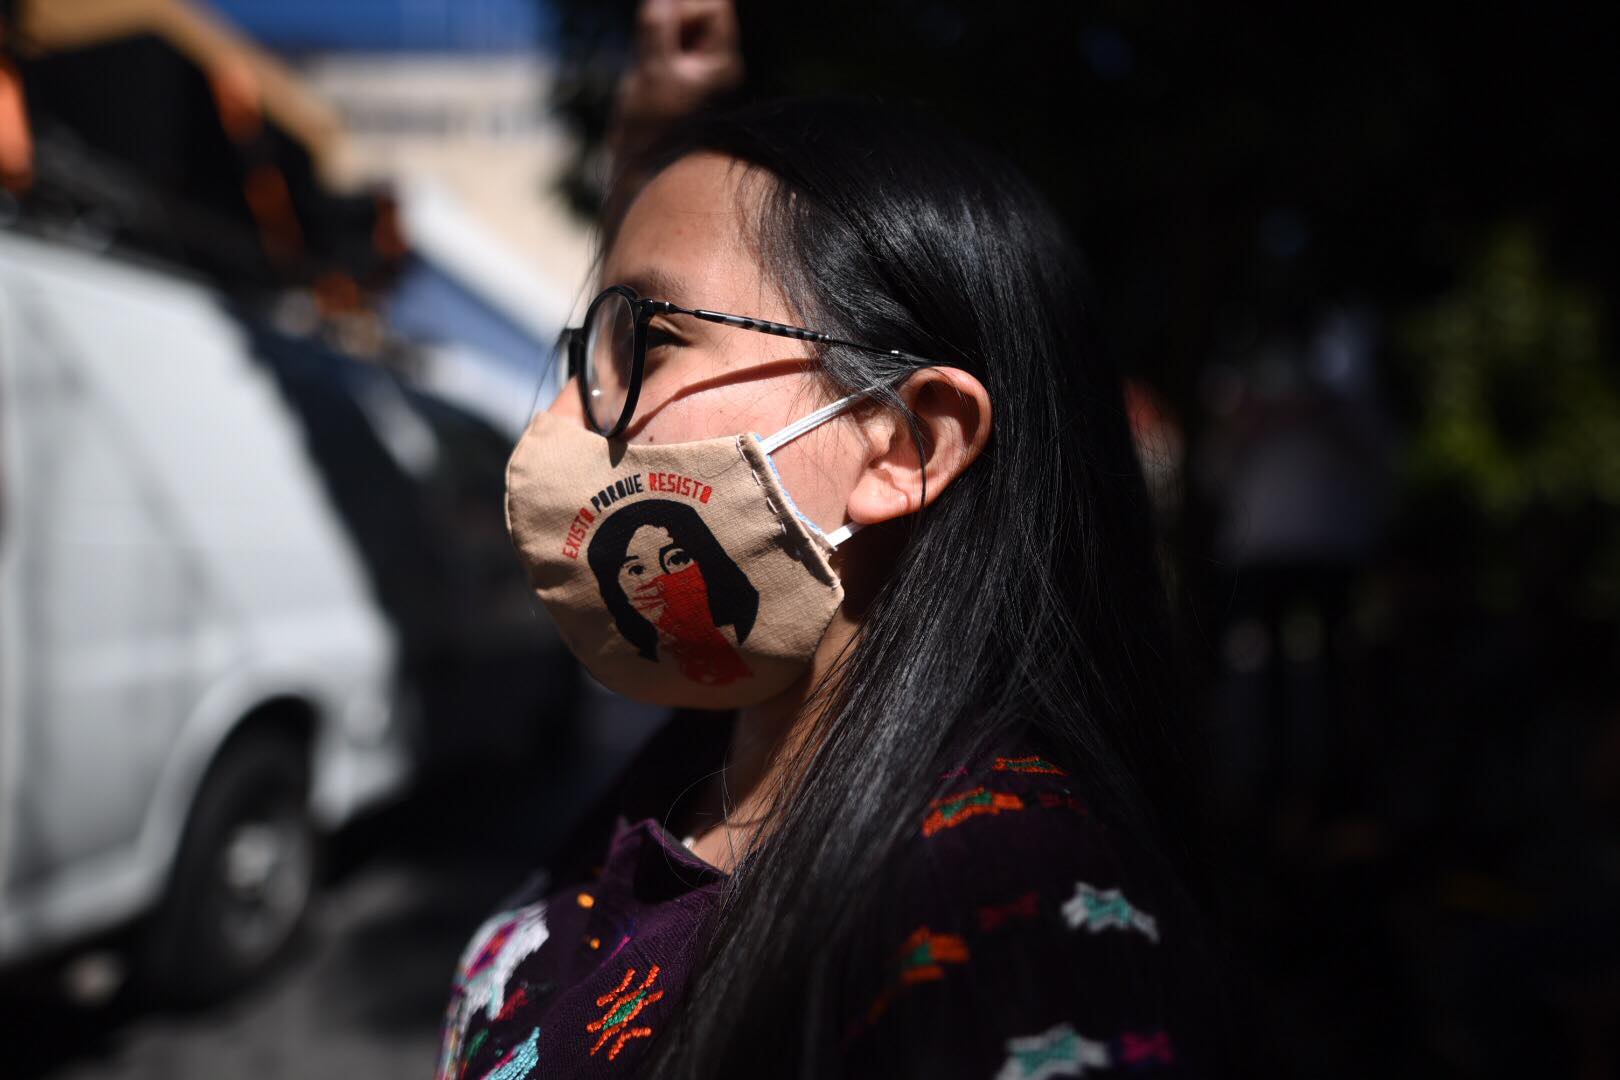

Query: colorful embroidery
<box><xmin>458</xmin><ymin>1029</ymin><xmax>489</xmax><ymax>1080</ymax></box>
<box><xmin>978</xmin><ymin>890</ymin><xmax>1041</xmax><ymax>931</ymax></box>
<box><xmin>994</xmin><ymin>754</ymin><xmax>1067</xmax><ymax>775</ymax></box>
<box><xmin>995</xmin><ymin>1024</ymin><xmax>1176</xmax><ymax>1078</ymax></box>
<box><xmin>494</xmin><ymin>986</ymin><xmax>529</xmax><ymax>1022</ymax></box>
<box><xmin>587</xmin><ymin>965</ymin><xmax>665</xmax><ymax>1060</ymax></box>
<box><xmin>847</xmin><ymin>925</ymin><xmax>971</xmax><ymax>1043</ymax></box>
<box><xmin>481</xmin><ymin>1027</ymin><xmax>541</xmax><ymax>1080</ymax></box>
<box><xmin>922</xmin><ymin>786</ymin><xmax>1025</xmax><ymax>837</ymax></box>
<box><xmin>460</xmin><ymin>902</ymin><xmax>552</xmax><ymax>1021</ymax></box>
<box><xmin>940</xmin><ymin>764</ymin><xmax>969</xmax><ymax>779</ymax></box>
<box><xmin>1061</xmin><ymin>881</ymin><xmax>1160</xmax><ymax>943</ymax></box>
<box><xmin>995</xmin><ymin>1023</ymin><xmax>1112</xmax><ymax>1079</ymax></box>
<box><xmin>436</xmin><ymin>901</ymin><xmax>551</xmax><ymax>1080</ymax></box>
<box><xmin>898</xmin><ymin>926</ymin><xmax>970</xmax><ymax>984</ymax></box>
<box><xmin>577</xmin><ymin>892</ymin><xmax>596</xmax><ymax>908</ymax></box>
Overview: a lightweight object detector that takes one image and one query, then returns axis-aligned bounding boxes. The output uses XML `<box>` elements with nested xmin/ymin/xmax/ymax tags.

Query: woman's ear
<box><xmin>845</xmin><ymin>367</ymin><xmax>992</xmax><ymax>525</ymax></box>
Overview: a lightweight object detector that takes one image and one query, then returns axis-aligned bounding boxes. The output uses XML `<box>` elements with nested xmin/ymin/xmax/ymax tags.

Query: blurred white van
<box><xmin>0</xmin><ymin>230</ymin><xmax>413</xmax><ymax>999</ymax></box>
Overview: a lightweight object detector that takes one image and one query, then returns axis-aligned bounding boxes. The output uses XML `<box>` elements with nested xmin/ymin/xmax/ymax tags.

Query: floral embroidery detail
<box><xmin>461</xmin><ymin>902</ymin><xmax>552</xmax><ymax>1021</ymax></box>
<box><xmin>1061</xmin><ymin>881</ymin><xmax>1159</xmax><ymax>943</ymax></box>
<box><xmin>994</xmin><ymin>754</ymin><xmax>1067</xmax><ymax>775</ymax></box>
<box><xmin>978</xmin><ymin>889</ymin><xmax>1041</xmax><ymax>931</ymax></box>
<box><xmin>436</xmin><ymin>902</ymin><xmax>550</xmax><ymax>1080</ymax></box>
<box><xmin>995</xmin><ymin>1023</ymin><xmax>1111</xmax><ymax>1079</ymax></box>
<box><xmin>459</xmin><ymin>1030</ymin><xmax>489</xmax><ymax>1080</ymax></box>
<box><xmin>494</xmin><ymin>986</ymin><xmax>530</xmax><ymax>1022</ymax></box>
<box><xmin>898</xmin><ymin>926</ymin><xmax>970</xmax><ymax>983</ymax></box>
<box><xmin>481</xmin><ymin>1027</ymin><xmax>541</xmax><ymax>1080</ymax></box>
<box><xmin>995</xmin><ymin>1024</ymin><xmax>1177</xmax><ymax>1078</ymax></box>
<box><xmin>922</xmin><ymin>786</ymin><xmax>1025</xmax><ymax>837</ymax></box>
<box><xmin>587</xmin><ymin>965</ymin><xmax>665</xmax><ymax>1060</ymax></box>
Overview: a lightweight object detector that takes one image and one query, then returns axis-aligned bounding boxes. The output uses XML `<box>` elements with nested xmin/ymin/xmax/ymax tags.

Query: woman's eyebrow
<box><xmin>619</xmin><ymin>266</ymin><xmax>691</xmax><ymax>306</ymax></box>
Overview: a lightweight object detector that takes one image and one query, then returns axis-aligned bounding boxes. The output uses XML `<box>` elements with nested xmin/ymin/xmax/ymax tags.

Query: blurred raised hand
<box><xmin>606</xmin><ymin>0</ymin><xmax>745</xmax><ymax>184</ymax></box>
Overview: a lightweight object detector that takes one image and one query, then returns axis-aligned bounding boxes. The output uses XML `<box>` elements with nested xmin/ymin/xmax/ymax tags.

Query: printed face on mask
<box><xmin>594</xmin><ymin>502</ymin><xmax>757</xmax><ymax>690</ymax></box>
<box><xmin>620</xmin><ymin>526</ymin><xmax>684</xmax><ymax>611</ymax></box>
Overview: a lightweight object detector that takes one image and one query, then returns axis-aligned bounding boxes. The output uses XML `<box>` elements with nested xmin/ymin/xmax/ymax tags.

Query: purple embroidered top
<box><xmin>434</xmin><ymin>716</ymin><xmax>1230</xmax><ymax>1079</ymax></box>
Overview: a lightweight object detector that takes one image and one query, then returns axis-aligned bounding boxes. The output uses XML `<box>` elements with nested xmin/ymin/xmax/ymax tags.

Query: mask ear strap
<box><xmin>757</xmin><ymin>393</ymin><xmax>864</xmax><ymax>456</ymax></box>
<box><xmin>759</xmin><ymin>392</ymin><xmax>872</xmax><ymax>550</ymax></box>
<box><xmin>824</xmin><ymin>520</ymin><xmax>864</xmax><ymax>548</ymax></box>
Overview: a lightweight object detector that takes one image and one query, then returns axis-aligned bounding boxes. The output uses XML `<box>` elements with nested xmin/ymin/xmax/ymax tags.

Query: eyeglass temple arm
<box><xmin>672</xmin><ymin>304</ymin><xmax>937</xmax><ymax>368</ymax></box>
<box><xmin>557</xmin><ymin>326</ymin><xmax>582</xmax><ymax>374</ymax></box>
<box><xmin>685</xmin><ymin>306</ymin><xmax>826</xmax><ymax>342</ymax></box>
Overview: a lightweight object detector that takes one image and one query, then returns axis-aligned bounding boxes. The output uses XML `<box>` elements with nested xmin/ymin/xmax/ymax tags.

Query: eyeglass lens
<box><xmin>582</xmin><ymin>291</ymin><xmax>638</xmax><ymax>434</ymax></box>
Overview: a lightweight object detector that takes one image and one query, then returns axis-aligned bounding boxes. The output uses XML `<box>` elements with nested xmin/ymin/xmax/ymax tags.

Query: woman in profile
<box><xmin>437</xmin><ymin>2</ymin><xmax>1234</xmax><ymax>1077</ymax></box>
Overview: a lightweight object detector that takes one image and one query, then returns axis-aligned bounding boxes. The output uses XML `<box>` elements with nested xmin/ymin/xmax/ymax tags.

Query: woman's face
<box><xmin>619</xmin><ymin>523</ymin><xmax>693</xmax><ymax>620</ymax></box>
<box><xmin>547</xmin><ymin>151</ymin><xmax>868</xmax><ymax>539</ymax></box>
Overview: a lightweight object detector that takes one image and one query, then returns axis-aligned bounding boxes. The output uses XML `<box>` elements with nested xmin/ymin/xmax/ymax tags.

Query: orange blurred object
<box><xmin>209</xmin><ymin>56</ymin><xmax>263</xmax><ymax>144</ymax></box>
<box><xmin>0</xmin><ymin>51</ymin><xmax>34</xmax><ymax>193</ymax></box>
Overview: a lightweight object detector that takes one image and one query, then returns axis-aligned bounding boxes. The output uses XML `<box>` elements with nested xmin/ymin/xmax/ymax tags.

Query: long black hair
<box><xmin>593</xmin><ymin>94</ymin><xmax>1220</xmax><ymax>1078</ymax></box>
<box><xmin>586</xmin><ymin>497</ymin><xmax>759</xmax><ymax>659</ymax></box>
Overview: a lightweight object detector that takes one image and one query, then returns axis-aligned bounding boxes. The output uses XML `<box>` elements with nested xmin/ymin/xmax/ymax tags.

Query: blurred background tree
<box><xmin>1400</xmin><ymin>223</ymin><xmax>1620</xmax><ymax>619</ymax></box>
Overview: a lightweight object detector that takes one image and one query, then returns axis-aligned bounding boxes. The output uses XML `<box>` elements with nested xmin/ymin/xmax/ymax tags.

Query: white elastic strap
<box><xmin>824</xmin><ymin>520</ymin><xmax>863</xmax><ymax>548</ymax></box>
<box><xmin>757</xmin><ymin>393</ymin><xmax>863</xmax><ymax>455</ymax></box>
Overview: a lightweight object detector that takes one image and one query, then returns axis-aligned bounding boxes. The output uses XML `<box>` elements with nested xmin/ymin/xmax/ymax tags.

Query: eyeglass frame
<box><xmin>560</xmin><ymin>284</ymin><xmax>938</xmax><ymax>439</ymax></box>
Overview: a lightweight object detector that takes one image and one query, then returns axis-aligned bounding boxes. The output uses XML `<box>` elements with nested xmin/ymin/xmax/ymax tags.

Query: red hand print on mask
<box><xmin>631</xmin><ymin>564</ymin><xmax>753</xmax><ymax>686</ymax></box>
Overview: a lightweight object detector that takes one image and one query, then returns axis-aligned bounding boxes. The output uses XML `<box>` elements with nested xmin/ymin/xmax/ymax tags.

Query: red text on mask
<box><xmin>646</xmin><ymin>471</ymin><xmax>714</xmax><ymax>504</ymax></box>
<box><xmin>560</xmin><ymin>505</ymin><xmax>597</xmax><ymax>560</ymax></box>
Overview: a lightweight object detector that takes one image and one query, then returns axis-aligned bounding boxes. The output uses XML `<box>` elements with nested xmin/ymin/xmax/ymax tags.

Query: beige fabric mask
<box><xmin>504</xmin><ymin>395</ymin><xmax>867</xmax><ymax>708</ymax></box>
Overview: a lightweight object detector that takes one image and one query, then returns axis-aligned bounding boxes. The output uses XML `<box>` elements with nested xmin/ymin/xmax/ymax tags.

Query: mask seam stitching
<box><xmin>737</xmin><ymin>437</ymin><xmax>840</xmax><ymax>590</ymax></box>
<box><xmin>740</xmin><ymin>437</ymin><xmax>789</xmax><ymax>545</ymax></box>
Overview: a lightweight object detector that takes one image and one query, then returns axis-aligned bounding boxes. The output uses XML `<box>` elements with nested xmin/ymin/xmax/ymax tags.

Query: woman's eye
<box><xmin>645</xmin><ymin>326</ymin><xmax>681</xmax><ymax>351</ymax></box>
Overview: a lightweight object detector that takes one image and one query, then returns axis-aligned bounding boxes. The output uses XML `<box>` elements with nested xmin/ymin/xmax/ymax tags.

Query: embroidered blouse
<box><xmin>434</xmin><ymin>714</ymin><xmax>1229</xmax><ymax>1079</ymax></box>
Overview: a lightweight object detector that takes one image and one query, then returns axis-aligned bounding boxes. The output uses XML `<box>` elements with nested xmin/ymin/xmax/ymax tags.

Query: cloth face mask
<box><xmin>505</xmin><ymin>394</ymin><xmax>869</xmax><ymax>709</ymax></box>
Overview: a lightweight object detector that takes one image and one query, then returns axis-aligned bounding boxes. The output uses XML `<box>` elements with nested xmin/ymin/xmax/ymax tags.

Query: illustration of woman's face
<box><xmin>619</xmin><ymin>524</ymin><xmax>694</xmax><ymax>620</ymax></box>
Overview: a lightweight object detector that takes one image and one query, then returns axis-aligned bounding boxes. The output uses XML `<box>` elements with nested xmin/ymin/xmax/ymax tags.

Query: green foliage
<box><xmin>1400</xmin><ymin>224</ymin><xmax>1620</xmax><ymax>616</ymax></box>
<box><xmin>1402</xmin><ymin>224</ymin><xmax>1619</xmax><ymax>519</ymax></box>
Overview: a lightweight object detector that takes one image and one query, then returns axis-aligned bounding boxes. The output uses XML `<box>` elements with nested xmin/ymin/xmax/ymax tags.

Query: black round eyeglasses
<box><xmin>559</xmin><ymin>284</ymin><xmax>937</xmax><ymax>439</ymax></box>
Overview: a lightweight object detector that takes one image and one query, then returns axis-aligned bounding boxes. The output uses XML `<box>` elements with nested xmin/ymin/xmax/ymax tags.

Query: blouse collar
<box><xmin>604</xmin><ymin>814</ymin><xmax>731</xmax><ymax>898</ymax></box>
